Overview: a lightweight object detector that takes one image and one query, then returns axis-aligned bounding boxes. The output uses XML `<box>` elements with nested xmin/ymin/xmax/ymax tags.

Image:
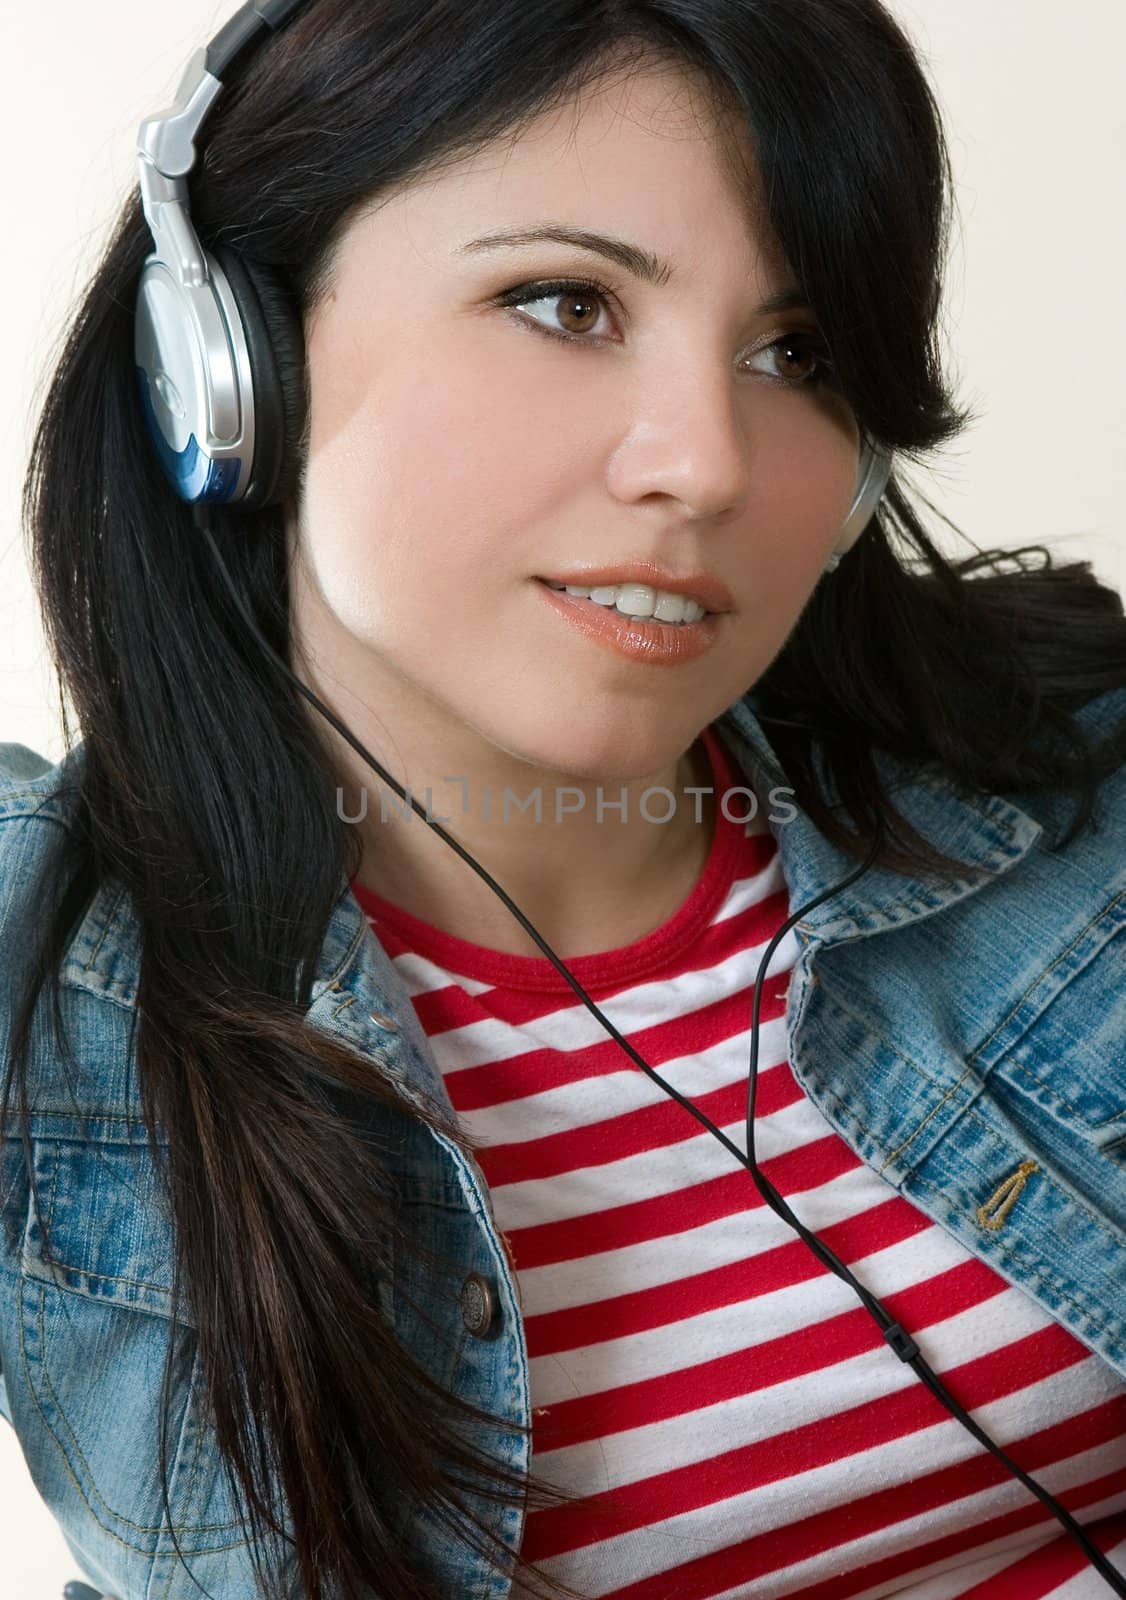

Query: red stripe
<box><xmin>953</xmin><ymin>1508</ymin><xmax>1126</xmax><ymax>1599</ymax></box>
<box><xmin>525</xmin><ymin>1193</ymin><xmax>932</xmax><ymax>1357</ymax></box>
<box><xmin>533</xmin><ymin>1258</ymin><xmax>1011</xmax><ymax>1453</ymax></box>
<box><xmin>520</xmin><ymin>1324</ymin><xmax>1102</xmax><ymax>1561</ymax></box>
<box><xmin>507</xmin><ymin>1132</ymin><xmax>860</xmax><ymax>1270</ymax></box>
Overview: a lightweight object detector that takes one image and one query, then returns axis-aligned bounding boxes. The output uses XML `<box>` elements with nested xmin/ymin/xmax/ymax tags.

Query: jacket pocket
<box><xmin>10</xmin><ymin>1128</ymin><xmax>276</xmax><ymax>1599</ymax></box>
<box><xmin>983</xmin><ymin>899</ymin><xmax>1126</xmax><ymax>1231</ymax></box>
<box><xmin>21</xmin><ymin>1128</ymin><xmax>181</xmax><ymax>1317</ymax></box>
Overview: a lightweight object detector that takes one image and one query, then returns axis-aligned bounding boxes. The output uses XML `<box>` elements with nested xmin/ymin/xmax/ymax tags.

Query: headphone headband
<box><xmin>136</xmin><ymin>0</ymin><xmax>312</xmax><ymax>289</ymax></box>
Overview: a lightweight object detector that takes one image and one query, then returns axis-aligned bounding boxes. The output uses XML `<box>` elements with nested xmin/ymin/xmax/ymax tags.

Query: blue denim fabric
<box><xmin>0</xmin><ymin>685</ymin><xmax>1123</xmax><ymax>1598</ymax></box>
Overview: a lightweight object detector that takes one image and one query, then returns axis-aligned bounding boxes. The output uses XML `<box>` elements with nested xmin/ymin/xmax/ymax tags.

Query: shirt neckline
<box><xmin>350</xmin><ymin>725</ymin><xmax>768</xmax><ymax>995</ymax></box>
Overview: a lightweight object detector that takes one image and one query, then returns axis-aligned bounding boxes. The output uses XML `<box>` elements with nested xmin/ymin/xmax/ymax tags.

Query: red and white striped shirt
<box><xmin>352</xmin><ymin>725</ymin><xmax>1126</xmax><ymax>1600</ymax></box>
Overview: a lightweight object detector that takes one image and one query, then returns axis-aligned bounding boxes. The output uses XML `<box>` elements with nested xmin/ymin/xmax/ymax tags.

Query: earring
<box><xmin>823</xmin><ymin>551</ymin><xmax>842</xmax><ymax>574</ymax></box>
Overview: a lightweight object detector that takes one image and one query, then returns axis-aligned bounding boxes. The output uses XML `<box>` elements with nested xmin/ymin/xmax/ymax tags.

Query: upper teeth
<box><xmin>546</xmin><ymin>581</ymin><xmax>708</xmax><ymax>624</ymax></box>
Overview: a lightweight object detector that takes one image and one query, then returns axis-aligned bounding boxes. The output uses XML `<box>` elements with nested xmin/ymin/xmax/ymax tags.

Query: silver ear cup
<box><xmin>134</xmin><ymin>246</ymin><xmax>256</xmax><ymax>504</ymax></box>
<box><xmin>835</xmin><ymin>434</ymin><xmax>894</xmax><ymax>558</ymax></box>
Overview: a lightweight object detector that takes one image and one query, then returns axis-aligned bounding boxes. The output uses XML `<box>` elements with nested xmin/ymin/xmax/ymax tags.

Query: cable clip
<box><xmin>883</xmin><ymin>1321</ymin><xmax>919</xmax><ymax>1362</ymax></box>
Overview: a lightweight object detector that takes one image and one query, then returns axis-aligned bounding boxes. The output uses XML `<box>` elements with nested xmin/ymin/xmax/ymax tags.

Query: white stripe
<box><xmin>384</xmin><ymin>944</ymin><xmax>494</xmax><ymax>994</ymax></box>
<box><xmin>711</xmin><ymin>856</ymin><xmax>787</xmax><ymax>924</ymax></box>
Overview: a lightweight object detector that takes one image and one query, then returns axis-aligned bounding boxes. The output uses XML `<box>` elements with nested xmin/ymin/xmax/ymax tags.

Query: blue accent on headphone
<box><xmin>135</xmin><ymin>367</ymin><xmax>243</xmax><ymax>503</ymax></box>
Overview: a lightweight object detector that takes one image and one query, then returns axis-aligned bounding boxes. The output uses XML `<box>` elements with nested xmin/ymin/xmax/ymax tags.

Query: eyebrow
<box><xmin>457</xmin><ymin>223</ymin><xmax>811</xmax><ymax>316</ymax></box>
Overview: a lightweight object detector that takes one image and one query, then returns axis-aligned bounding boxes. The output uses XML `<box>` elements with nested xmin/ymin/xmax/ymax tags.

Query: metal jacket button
<box><xmin>460</xmin><ymin>1272</ymin><xmax>498</xmax><ymax>1338</ymax></box>
<box><xmin>369</xmin><ymin>1008</ymin><xmax>400</xmax><ymax>1031</ymax></box>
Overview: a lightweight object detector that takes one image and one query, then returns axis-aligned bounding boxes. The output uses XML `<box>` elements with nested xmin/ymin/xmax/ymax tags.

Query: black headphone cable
<box><xmin>194</xmin><ymin>505</ymin><xmax>1126</xmax><ymax>1595</ymax></box>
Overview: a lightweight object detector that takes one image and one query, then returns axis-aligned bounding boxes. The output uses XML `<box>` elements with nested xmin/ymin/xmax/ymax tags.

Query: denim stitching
<box><xmin>26</xmin><ymin>1259</ymin><xmax>175</xmax><ymax>1297</ymax></box>
<box><xmin>83</xmin><ymin>885</ymin><xmax>126</xmax><ymax>972</ymax></box>
<box><xmin>794</xmin><ymin>979</ymin><xmax>975</xmax><ymax>1177</ymax></box>
<box><xmin>24</xmin><ymin>1148</ymin><xmax>264</xmax><ymax>1556</ymax></box>
<box><xmin>891</xmin><ymin>1090</ymin><xmax>1126</xmax><ymax>1243</ymax></box>
<box><xmin>809</xmin><ymin>976</ymin><xmax>1123</xmax><ymax>1182</ymax></box>
<box><xmin>45</xmin><ymin>1137</ymin><xmax>61</xmax><ymax>1245</ymax></box>
<box><xmin>794</xmin><ymin>993</ymin><xmax>1124</xmax><ymax>1247</ymax></box>
<box><xmin>27</xmin><ymin>1141</ymin><xmax>176</xmax><ymax>1301</ymax></box>
<box><xmin>998</xmin><ymin>1052</ymin><xmax>1125</xmax><ymax>1131</ymax></box>
<box><xmin>20</xmin><ymin>1279</ymin><xmax>160</xmax><ymax>1558</ymax></box>
<box><xmin>877</xmin><ymin>1062</ymin><xmax>979</xmax><ymax>1177</ymax></box>
<box><xmin>808</xmin><ymin>894</ymin><xmax>1124</xmax><ymax>1175</ymax></box>
<box><xmin>157</xmin><ymin>1343</ymin><xmax>220</xmax><ymax>1598</ymax></box>
<box><xmin>26</xmin><ymin>1109</ymin><xmax>151</xmax><ymax>1124</ymax></box>
<box><xmin>35</xmin><ymin>1281</ymin><xmax>246</xmax><ymax>1535</ymax></box>
<box><xmin>962</xmin><ymin>892</ymin><xmax>1125</xmax><ymax>1066</ymax></box>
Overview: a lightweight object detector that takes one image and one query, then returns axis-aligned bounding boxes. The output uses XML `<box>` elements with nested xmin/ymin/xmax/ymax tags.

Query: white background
<box><xmin>2</xmin><ymin>1</ymin><xmax>1124</xmax><ymax>1593</ymax></box>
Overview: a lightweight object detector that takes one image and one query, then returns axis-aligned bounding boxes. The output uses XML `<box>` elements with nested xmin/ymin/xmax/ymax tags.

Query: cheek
<box><xmin>749</xmin><ymin>408</ymin><xmax>861</xmax><ymax>573</ymax></box>
<box><xmin>296</xmin><ymin>338</ymin><xmax>487</xmax><ymax>629</ymax></box>
<box><xmin>299</xmin><ymin>325</ymin><xmax>586</xmax><ymax>628</ymax></box>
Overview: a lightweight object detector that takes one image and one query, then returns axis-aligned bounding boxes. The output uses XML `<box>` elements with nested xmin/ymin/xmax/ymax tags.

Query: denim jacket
<box><xmin>1</xmin><ymin>686</ymin><xmax>1124</xmax><ymax>1599</ymax></box>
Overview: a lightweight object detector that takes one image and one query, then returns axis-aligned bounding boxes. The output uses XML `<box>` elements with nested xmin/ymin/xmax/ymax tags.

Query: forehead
<box><xmin>340</xmin><ymin>51</ymin><xmax>784</xmax><ymax>287</ymax></box>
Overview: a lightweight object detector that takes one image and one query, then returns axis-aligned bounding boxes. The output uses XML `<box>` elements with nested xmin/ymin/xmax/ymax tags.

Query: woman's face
<box><xmin>287</xmin><ymin>53</ymin><xmax>860</xmax><ymax>789</ymax></box>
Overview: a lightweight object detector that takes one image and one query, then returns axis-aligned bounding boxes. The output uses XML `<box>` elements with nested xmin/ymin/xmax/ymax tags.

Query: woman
<box><xmin>2</xmin><ymin>1</ymin><xmax>1125</xmax><ymax>1598</ymax></box>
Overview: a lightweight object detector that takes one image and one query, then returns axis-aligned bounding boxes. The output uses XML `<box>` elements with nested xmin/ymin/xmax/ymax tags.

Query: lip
<box><xmin>534</xmin><ymin>562</ymin><xmax>734</xmax><ymax>615</ymax></box>
<box><xmin>534</xmin><ymin>580</ymin><xmax>721</xmax><ymax>667</ymax></box>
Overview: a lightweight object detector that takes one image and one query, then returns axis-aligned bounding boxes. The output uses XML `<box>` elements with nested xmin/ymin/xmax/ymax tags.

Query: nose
<box><xmin>608</xmin><ymin>367</ymin><xmax>753</xmax><ymax>524</ymax></box>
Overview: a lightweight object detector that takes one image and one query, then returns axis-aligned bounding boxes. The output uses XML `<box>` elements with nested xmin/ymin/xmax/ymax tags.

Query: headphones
<box><xmin>134</xmin><ymin>0</ymin><xmax>893</xmax><ymax>555</ymax></box>
<box><xmin>134</xmin><ymin>0</ymin><xmax>308</xmax><ymax>510</ymax></box>
<box><xmin>130</xmin><ymin>7</ymin><xmax>1126</xmax><ymax>1597</ymax></box>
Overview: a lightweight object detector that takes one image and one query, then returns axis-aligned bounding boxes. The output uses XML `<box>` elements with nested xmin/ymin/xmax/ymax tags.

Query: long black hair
<box><xmin>5</xmin><ymin>1</ymin><xmax>1125</xmax><ymax>1598</ymax></box>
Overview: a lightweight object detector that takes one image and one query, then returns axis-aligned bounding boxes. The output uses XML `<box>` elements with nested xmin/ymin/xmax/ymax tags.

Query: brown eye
<box><xmin>495</xmin><ymin>277</ymin><xmax>617</xmax><ymax>343</ymax></box>
<box><xmin>772</xmin><ymin>336</ymin><xmax>819</xmax><ymax>382</ymax></box>
<box><xmin>554</xmin><ymin>290</ymin><xmax>603</xmax><ymax>335</ymax></box>
<box><xmin>745</xmin><ymin>331</ymin><xmax>835</xmax><ymax>390</ymax></box>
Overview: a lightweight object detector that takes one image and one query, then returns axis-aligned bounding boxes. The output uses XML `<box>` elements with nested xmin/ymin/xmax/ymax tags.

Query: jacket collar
<box><xmin>714</xmin><ymin>689</ymin><xmax>1045</xmax><ymax>950</ymax></box>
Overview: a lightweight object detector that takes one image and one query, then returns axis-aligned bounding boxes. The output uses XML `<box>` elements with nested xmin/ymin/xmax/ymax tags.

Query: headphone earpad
<box><xmin>211</xmin><ymin>244</ymin><xmax>307</xmax><ymax>510</ymax></box>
